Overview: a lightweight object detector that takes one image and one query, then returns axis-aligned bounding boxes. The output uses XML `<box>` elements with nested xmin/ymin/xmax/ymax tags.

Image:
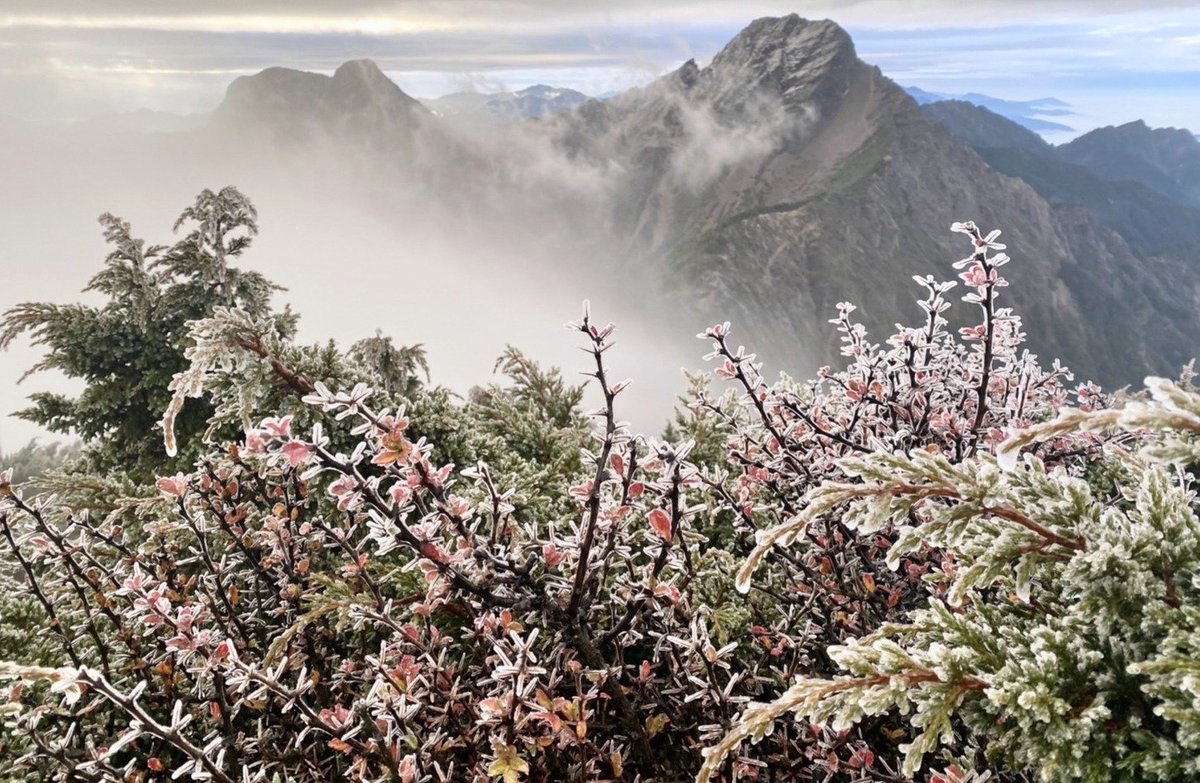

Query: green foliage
<box><xmin>347</xmin><ymin>331</ymin><xmax>429</xmax><ymax>399</ymax></box>
<box><xmin>663</xmin><ymin>370</ymin><xmax>733</xmax><ymax>471</ymax></box>
<box><xmin>0</xmin><ymin>187</ymin><xmax>290</xmax><ymax>481</ymax></box>
<box><xmin>470</xmin><ymin>346</ymin><xmax>586</xmax><ymax>466</ymax></box>
<box><xmin>162</xmin><ymin>305</ymin><xmax>590</xmax><ymax>525</ymax></box>
<box><xmin>9</xmin><ymin>191</ymin><xmax>1196</xmax><ymax>782</ymax></box>
<box><xmin>464</xmin><ymin>346</ymin><xmax>588</xmax><ymax>517</ymax></box>
<box><xmin>0</xmin><ymin>591</ymin><xmax>57</xmax><ymax>669</ymax></box>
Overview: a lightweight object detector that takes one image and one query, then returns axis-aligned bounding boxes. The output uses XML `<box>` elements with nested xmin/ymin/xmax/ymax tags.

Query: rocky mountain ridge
<box><xmin>193</xmin><ymin>16</ymin><xmax>1200</xmax><ymax>386</ymax></box>
<box><xmin>918</xmin><ymin>100</ymin><xmax>1200</xmax><ymax>254</ymax></box>
<box><xmin>216</xmin><ymin>59</ymin><xmax>431</xmax><ymax>143</ymax></box>
<box><xmin>539</xmin><ymin>16</ymin><xmax>1200</xmax><ymax>383</ymax></box>
<box><xmin>1059</xmin><ymin>120</ymin><xmax>1200</xmax><ymax>207</ymax></box>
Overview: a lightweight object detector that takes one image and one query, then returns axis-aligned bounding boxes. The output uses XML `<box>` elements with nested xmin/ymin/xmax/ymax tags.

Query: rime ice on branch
<box><xmin>7</xmin><ymin>219</ymin><xmax>1195</xmax><ymax>783</ymax></box>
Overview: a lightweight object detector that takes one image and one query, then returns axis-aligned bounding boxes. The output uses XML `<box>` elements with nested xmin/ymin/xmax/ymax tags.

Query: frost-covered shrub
<box><xmin>699</xmin><ymin>375</ymin><xmax>1200</xmax><ymax>782</ymax></box>
<box><xmin>1</xmin><ymin>201</ymin><xmax>1166</xmax><ymax>783</ymax></box>
<box><xmin>0</xmin><ymin>303</ymin><xmax>751</xmax><ymax>782</ymax></box>
<box><xmin>679</xmin><ymin>222</ymin><xmax>1104</xmax><ymax>778</ymax></box>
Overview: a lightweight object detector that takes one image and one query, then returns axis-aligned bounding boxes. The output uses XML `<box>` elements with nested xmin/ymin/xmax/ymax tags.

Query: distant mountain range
<box><xmin>918</xmin><ymin>100</ymin><xmax>1200</xmax><ymax>253</ymax></box>
<box><xmin>217</xmin><ymin>60</ymin><xmax>430</xmax><ymax>139</ymax></box>
<box><xmin>905</xmin><ymin>86</ymin><xmax>1075</xmax><ymax>133</ymax></box>
<box><xmin>423</xmin><ymin>84</ymin><xmax>591</xmax><ymax>123</ymax></box>
<box><xmin>25</xmin><ymin>16</ymin><xmax>1200</xmax><ymax>389</ymax></box>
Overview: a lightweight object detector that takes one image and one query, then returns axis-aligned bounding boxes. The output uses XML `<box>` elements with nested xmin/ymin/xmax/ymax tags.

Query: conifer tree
<box><xmin>0</xmin><ymin>187</ymin><xmax>290</xmax><ymax>481</ymax></box>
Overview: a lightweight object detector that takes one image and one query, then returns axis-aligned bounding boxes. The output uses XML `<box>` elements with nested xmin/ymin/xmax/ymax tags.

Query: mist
<box><xmin>0</xmin><ymin>76</ymin><xmax>771</xmax><ymax>450</ymax></box>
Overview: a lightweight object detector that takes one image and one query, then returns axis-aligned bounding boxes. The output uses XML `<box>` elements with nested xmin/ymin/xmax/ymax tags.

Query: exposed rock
<box><xmin>551</xmin><ymin>14</ymin><xmax>1200</xmax><ymax>384</ymax></box>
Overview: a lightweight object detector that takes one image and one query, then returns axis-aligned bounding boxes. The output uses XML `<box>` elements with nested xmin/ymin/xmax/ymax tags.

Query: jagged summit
<box><xmin>713</xmin><ymin>15</ymin><xmax>851</xmax><ymax>66</ymax></box>
<box><xmin>593</xmin><ymin>14</ymin><xmax>865</xmax><ymax>142</ymax></box>
<box><xmin>549</xmin><ymin>12</ymin><xmax>1200</xmax><ymax>386</ymax></box>
<box><xmin>701</xmin><ymin>15</ymin><xmax>857</xmax><ymax>110</ymax></box>
<box><xmin>667</xmin><ymin>58</ymin><xmax>701</xmax><ymax>90</ymax></box>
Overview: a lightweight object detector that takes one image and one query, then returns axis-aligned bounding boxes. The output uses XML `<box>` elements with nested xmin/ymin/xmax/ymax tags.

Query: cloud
<box><xmin>3</xmin><ymin>0</ymin><xmax>1200</xmax><ymax>31</ymax></box>
<box><xmin>0</xmin><ymin>93</ymin><xmax>708</xmax><ymax>449</ymax></box>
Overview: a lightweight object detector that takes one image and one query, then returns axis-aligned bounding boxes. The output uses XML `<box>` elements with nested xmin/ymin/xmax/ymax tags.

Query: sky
<box><xmin>1</xmin><ymin>1</ymin><xmax>1199</xmax><ymax>135</ymax></box>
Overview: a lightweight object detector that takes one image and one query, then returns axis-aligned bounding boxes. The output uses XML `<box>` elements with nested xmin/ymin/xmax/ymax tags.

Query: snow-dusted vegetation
<box><xmin>2</xmin><ymin>189</ymin><xmax>1197</xmax><ymax>783</ymax></box>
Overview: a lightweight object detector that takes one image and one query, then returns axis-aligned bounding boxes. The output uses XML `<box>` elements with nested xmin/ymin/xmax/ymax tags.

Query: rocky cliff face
<box><xmin>548</xmin><ymin>15</ymin><xmax>1200</xmax><ymax>384</ymax></box>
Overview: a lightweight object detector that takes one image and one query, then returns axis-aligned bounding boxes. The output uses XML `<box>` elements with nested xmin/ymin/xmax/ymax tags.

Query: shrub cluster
<box><xmin>1</xmin><ymin>193</ymin><xmax>1195</xmax><ymax>783</ymax></box>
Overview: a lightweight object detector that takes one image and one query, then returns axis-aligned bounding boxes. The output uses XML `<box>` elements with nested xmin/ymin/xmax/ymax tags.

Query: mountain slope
<box><xmin>919</xmin><ymin>101</ymin><xmax>1200</xmax><ymax>255</ymax></box>
<box><xmin>216</xmin><ymin>59</ymin><xmax>430</xmax><ymax>142</ymax></box>
<box><xmin>918</xmin><ymin>99</ymin><xmax>1051</xmax><ymax>155</ymax></box>
<box><xmin>1058</xmin><ymin>120</ymin><xmax>1200</xmax><ymax>206</ymax></box>
<box><xmin>553</xmin><ymin>15</ymin><xmax>1200</xmax><ymax>384</ymax></box>
<box><xmin>977</xmin><ymin>147</ymin><xmax>1200</xmax><ymax>255</ymax></box>
<box><xmin>210</xmin><ymin>58</ymin><xmax>500</xmax><ymax>205</ymax></box>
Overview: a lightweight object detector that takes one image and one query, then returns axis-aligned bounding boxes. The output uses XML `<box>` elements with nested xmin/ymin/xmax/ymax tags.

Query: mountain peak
<box><xmin>1117</xmin><ymin>119</ymin><xmax>1151</xmax><ymax>133</ymax></box>
<box><xmin>328</xmin><ymin>58</ymin><xmax>424</xmax><ymax>114</ymax></box>
<box><xmin>330</xmin><ymin>59</ymin><xmax>426</xmax><ymax>107</ymax></box>
<box><xmin>713</xmin><ymin>15</ymin><xmax>852</xmax><ymax>68</ymax></box>
<box><xmin>734</xmin><ymin>14</ymin><xmax>844</xmax><ymax>42</ymax></box>
<box><xmin>703</xmin><ymin>15</ymin><xmax>857</xmax><ymax>111</ymax></box>
<box><xmin>672</xmin><ymin>59</ymin><xmax>701</xmax><ymax>90</ymax></box>
<box><xmin>216</xmin><ymin>59</ymin><xmax>426</xmax><ymax>132</ymax></box>
<box><xmin>1060</xmin><ymin>118</ymin><xmax>1200</xmax><ymax>206</ymax></box>
<box><xmin>332</xmin><ymin>59</ymin><xmax>394</xmax><ymax>90</ymax></box>
<box><xmin>518</xmin><ymin>84</ymin><xmax>564</xmax><ymax>98</ymax></box>
<box><xmin>221</xmin><ymin>66</ymin><xmax>327</xmax><ymax>109</ymax></box>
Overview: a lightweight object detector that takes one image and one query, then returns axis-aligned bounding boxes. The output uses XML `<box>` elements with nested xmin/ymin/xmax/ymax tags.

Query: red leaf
<box><xmin>611</xmin><ymin>453</ymin><xmax>625</xmax><ymax>476</ymax></box>
<box><xmin>648</xmin><ymin>509</ymin><xmax>672</xmax><ymax>542</ymax></box>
